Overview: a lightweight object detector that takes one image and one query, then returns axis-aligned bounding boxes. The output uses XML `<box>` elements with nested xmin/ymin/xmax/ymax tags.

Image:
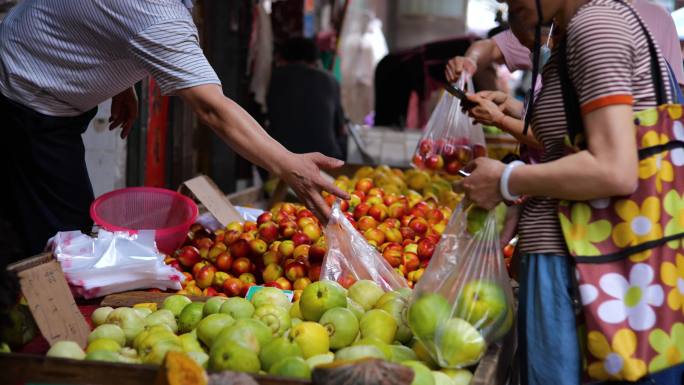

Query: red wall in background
<box><xmin>144</xmin><ymin>78</ymin><xmax>169</xmax><ymax>187</ymax></box>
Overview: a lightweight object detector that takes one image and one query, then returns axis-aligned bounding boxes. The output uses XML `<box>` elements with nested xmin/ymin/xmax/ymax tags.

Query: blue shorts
<box><xmin>519</xmin><ymin>253</ymin><xmax>581</xmax><ymax>385</ymax></box>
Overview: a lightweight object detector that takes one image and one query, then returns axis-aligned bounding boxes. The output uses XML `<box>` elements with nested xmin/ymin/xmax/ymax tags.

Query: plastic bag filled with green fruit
<box><xmin>321</xmin><ymin>201</ymin><xmax>408</xmax><ymax>291</ymax></box>
<box><xmin>408</xmin><ymin>203</ymin><xmax>514</xmax><ymax>369</ymax></box>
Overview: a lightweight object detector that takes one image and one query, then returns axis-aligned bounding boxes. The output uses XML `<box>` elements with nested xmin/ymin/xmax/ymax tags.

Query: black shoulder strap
<box><xmin>557</xmin><ymin>39</ymin><xmax>583</xmax><ymax>145</ymax></box>
<box><xmin>521</xmin><ymin>0</ymin><xmax>545</xmax><ymax>137</ymax></box>
<box><xmin>613</xmin><ymin>0</ymin><xmax>666</xmax><ymax>105</ymax></box>
<box><xmin>558</xmin><ymin>0</ymin><xmax>670</xmax><ymax>145</ymax></box>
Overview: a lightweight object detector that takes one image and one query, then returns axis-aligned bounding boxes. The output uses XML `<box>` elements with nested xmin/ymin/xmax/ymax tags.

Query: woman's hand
<box><xmin>445</xmin><ymin>56</ymin><xmax>477</xmax><ymax>83</ymax></box>
<box><xmin>478</xmin><ymin>90</ymin><xmax>524</xmax><ymax>119</ymax></box>
<box><xmin>465</xmin><ymin>94</ymin><xmax>506</xmax><ymax>127</ymax></box>
<box><xmin>276</xmin><ymin>152</ymin><xmax>350</xmax><ymax>221</ymax></box>
<box><xmin>461</xmin><ymin>157</ymin><xmax>506</xmax><ymax>210</ymax></box>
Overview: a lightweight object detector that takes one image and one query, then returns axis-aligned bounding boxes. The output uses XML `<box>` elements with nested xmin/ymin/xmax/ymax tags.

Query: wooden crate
<box><xmin>1</xmin><ymin>335</ymin><xmax>513</xmax><ymax>385</ymax></box>
<box><xmin>0</xmin><ymin>352</ymin><xmax>308</xmax><ymax>385</ymax></box>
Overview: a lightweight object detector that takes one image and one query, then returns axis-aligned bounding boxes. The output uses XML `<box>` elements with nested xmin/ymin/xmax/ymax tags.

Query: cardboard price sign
<box><xmin>179</xmin><ymin>175</ymin><xmax>242</xmax><ymax>226</ymax></box>
<box><xmin>18</xmin><ymin>260</ymin><xmax>90</xmax><ymax>347</ymax></box>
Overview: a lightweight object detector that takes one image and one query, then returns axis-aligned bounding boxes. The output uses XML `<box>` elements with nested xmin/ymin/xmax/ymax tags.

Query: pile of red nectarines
<box><xmin>323</xmin><ymin>175</ymin><xmax>452</xmax><ymax>288</ymax></box>
<box><xmin>164</xmin><ymin>202</ymin><xmax>326</xmax><ymax>300</ymax></box>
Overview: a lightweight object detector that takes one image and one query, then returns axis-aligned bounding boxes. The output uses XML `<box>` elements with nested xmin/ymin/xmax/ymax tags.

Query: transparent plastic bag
<box><xmin>412</xmin><ymin>75</ymin><xmax>486</xmax><ymax>175</ymax></box>
<box><xmin>408</xmin><ymin>203</ymin><xmax>514</xmax><ymax>368</ymax></box>
<box><xmin>321</xmin><ymin>201</ymin><xmax>408</xmax><ymax>290</ymax></box>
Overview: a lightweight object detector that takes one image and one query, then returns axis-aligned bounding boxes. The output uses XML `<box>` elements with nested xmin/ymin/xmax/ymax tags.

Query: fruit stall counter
<box><xmin>1</xmin><ymin>165</ymin><xmax>516</xmax><ymax>385</ymax></box>
<box><xmin>0</xmin><ymin>333</ymin><xmax>513</xmax><ymax>385</ymax></box>
<box><xmin>1</xmin><ymin>254</ymin><xmax>516</xmax><ymax>385</ymax></box>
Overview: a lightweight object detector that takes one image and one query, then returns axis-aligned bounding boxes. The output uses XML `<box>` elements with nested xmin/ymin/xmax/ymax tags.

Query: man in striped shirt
<box><xmin>0</xmin><ymin>0</ymin><xmax>348</xmax><ymax>258</ymax></box>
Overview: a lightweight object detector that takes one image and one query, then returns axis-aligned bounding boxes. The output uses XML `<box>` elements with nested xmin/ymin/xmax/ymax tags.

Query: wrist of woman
<box><xmin>500</xmin><ymin>161</ymin><xmax>525</xmax><ymax>201</ymax></box>
<box><xmin>493</xmin><ymin>111</ymin><xmax>508</xmax><ymax>129</ymax></box>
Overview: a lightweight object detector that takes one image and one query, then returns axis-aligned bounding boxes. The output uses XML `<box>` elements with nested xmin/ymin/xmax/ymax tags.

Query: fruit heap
<box><xmin>164</xmin><ymin>202</ymin><xmax>327</xmax><ymax>298</ymax></box>
<box><xmin>326</xmin><ymin>168</ymin><xmax>456</xmax><ymax>288</ymax></box>
<box><xmin>164</xmin><ymin>166</ymin><xmax>462</xmax><ymax>294</ymax></box>
<box><xmin>46</xmin><ymin>281</ymin><xmax>475</xmax><ymax>385</ymax></box>
<box><xmin>412</xmin><ymin>138</ymin><xmax>486</xmax><ymax>175</ymax></box>
<box><xmin>337</xmin><ymin>165</ymin><xmax>462</xmax><ymax>210</ymax></box>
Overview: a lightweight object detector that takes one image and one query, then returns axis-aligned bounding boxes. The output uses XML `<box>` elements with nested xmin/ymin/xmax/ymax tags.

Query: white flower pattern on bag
<box><xmin>577</xmin><ymin>268</ymin><xmax>599</xmax><ymax>305</ymax></box>
<box><xmin>597</xmin><ymin>264</ymin><xmax>664</xmax><ymax>331</ymax></box>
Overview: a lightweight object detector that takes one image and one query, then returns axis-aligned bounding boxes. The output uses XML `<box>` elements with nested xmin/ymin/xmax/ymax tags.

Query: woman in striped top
<box><xmin>462</xmin><ymin>0</ymin><xmax>677</xmax><ymax>384</ymax></box>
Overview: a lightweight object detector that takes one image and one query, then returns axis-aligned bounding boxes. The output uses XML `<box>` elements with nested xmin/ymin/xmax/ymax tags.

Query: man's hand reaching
<box><xmin>277</xmin><ymin>152</ymin><xmax>350</xmax><ymax>221</ymax></box>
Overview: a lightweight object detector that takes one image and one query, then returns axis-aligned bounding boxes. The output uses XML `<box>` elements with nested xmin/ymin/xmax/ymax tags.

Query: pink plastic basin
<box><xmin>90</xmin><ymin>187</ymin><xmax>198</xmax><ymax>254</ymax></box>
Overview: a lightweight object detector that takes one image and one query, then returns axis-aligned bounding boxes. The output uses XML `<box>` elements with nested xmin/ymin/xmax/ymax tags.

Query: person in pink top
<box><xmin>446</xmin><ymin>0</ymin><xmax>684</xmax><ymax>87</ymax></box>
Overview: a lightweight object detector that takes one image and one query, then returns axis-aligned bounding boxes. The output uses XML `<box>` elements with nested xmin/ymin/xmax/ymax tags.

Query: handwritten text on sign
<box><xmin>18</xmin><ymin>260</ymin><xmax>90</xmax><ymax>347</ymax></box>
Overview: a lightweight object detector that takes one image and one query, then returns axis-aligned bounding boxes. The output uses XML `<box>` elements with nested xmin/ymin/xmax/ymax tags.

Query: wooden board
<box><xmin>100</xmin><ymin>291</ymin><xmax>208</xmax><ymax>308</ymax></box>
<box><xmin>6</xmin><ymin>252</ymin><xmax>53</xmax><ymax>273</ymax></box>
<box><xmin>1</xmin><ymin>353</ymin><xmax>159</xmax><ymax>385</ymax></box>
<box><xmin>0</xmin><ymin>353</ymin><xmax>308</xmax><ymax>385</ymax></box>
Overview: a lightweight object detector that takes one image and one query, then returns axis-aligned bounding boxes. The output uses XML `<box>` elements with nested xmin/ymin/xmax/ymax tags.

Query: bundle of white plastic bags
<box><xmin>50</xmin><ymin>230</ymin><xmax>184</xmax><ymax>299</ymax></box>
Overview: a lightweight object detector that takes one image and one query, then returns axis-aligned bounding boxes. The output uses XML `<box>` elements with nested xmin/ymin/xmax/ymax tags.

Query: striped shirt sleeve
<box><xmin>566</xmin><ymin>5</ymin><xmax>636</xmax><ymax>115</ymax></box>
<box><xmin>128</xmin><ymin>19</ymin><xmax>220</xmax><ymax>95</ymax></box>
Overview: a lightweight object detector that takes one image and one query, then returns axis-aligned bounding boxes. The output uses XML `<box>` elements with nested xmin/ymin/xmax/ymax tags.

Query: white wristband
<box><xmin>500</xmin><ymin>161</ymin><xmax>524</xmax><ymax>202</ymax></box>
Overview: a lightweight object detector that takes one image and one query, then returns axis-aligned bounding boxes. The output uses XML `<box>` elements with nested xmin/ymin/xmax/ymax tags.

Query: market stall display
<box><xmin>162</xmin><ymin>166</ymin><xmax>461</xmax><ymax>298</ymax></box>
<box><xmin>1</xmin><ymin>164</ymin><xmax>516</xmax><ymax>385</ymax></box>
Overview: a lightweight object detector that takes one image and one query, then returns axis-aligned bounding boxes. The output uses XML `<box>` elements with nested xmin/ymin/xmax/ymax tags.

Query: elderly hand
<box><xmin>277</xmin><ymin>152</ymin><xmax>350</xmax><ymax>221</ymax></box>
<box><xmin>464</xmin><ymin>94</ymin><xmax>506</xmax><ymax>127</ymax></box>
<box><xmin>109</xmin><ymin>87</ymin><xmax>138</xmax><ymax>139</ymax></box>
<box><xmin>445</xmin><ymin>56</ymin><xmax>477</xmax><ymax>83</ymax></box>
<box><xmin>461</xmin><ymin>157</ymin><xmax>506</xmax><ymax>210</ymax></box>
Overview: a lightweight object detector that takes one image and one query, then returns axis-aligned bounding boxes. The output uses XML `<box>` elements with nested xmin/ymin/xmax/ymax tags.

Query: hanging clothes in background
<box><xmin>338</xmin><ymin>11</ymin><xmax>388</xmax><ymax>124</ymax></box>
<box><xmin>247</xmin><ymin>0</ymin><xmax>273</xmax><ymax>113</ymax></box>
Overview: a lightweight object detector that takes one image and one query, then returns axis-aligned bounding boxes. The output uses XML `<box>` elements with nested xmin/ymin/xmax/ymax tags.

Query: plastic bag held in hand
<box><xmin>321</xmin><ymin>201</ymin><xmax>408</xmax><ymax>290</ymax></box>
<box><xmin>408</xmin><ymin>204</ymin><xmax>514</xmax><ymax>368</ymax></box>
<box><xmin>412</xmin><ymin>75</ymin><xmax>486</xmax><ymax>175</ymax></box>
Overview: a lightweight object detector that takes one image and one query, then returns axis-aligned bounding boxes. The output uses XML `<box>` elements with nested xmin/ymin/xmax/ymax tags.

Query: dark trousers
<box><xmin>0</xmin><ymin>93</ymin><xmax>96</xmax><ymax>263</ymax></box>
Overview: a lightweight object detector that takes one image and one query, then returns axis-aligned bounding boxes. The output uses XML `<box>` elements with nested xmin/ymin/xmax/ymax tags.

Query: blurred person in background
<box><xmin>266</xmin><ymin>37</ymin><xmax>347</xmax><ymax>170</ymax></box>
